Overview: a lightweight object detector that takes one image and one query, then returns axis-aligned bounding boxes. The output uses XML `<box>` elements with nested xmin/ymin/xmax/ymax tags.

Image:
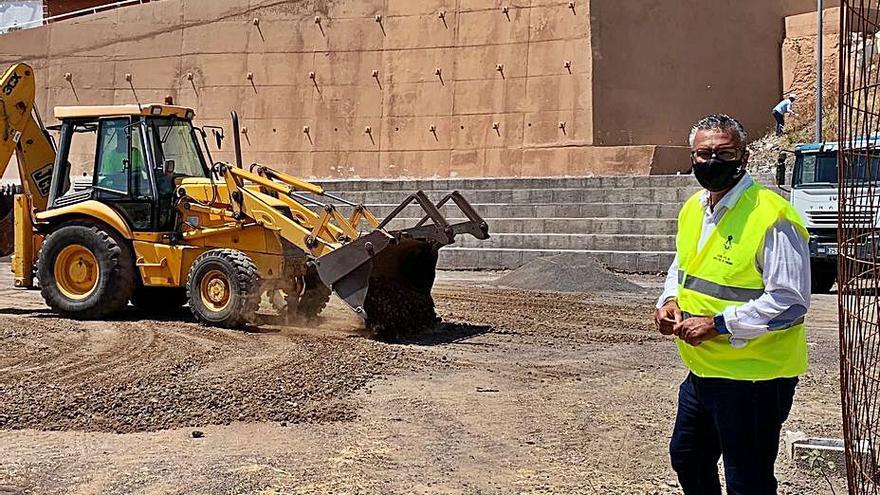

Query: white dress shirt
<box><xmin>656</xmin><ymin>172</ymin><xmax>812</xmax><ymax>342</ymax></box>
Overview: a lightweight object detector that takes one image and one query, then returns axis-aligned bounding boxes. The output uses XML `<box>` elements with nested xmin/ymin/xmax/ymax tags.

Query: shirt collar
<box><xmin>700</xmin><ymin>171</ymin><xmax>754</xmax><ymax>214</ymax></box>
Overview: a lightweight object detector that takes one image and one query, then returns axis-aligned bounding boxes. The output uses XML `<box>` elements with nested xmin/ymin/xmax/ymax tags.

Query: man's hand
<box><xmin>673</xmin><ymin>317</ymin><xmax>720</xmax><ymax>346</ymax></box>
<box><xmin>654</xmin><ymin>299</ymin><xmax>682</xmax><ymax>335</ymax></box>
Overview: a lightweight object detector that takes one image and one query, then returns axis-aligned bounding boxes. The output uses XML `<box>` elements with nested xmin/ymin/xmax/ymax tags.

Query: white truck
<box><xmin>781</xmin><ymin>139</ymin><xmax>877</xmax><ymax>293</ymax></box>
<box><xmin>783</xmin><ymin>142</ymin><xmax>837</xmax><ymax>293</ymax></box>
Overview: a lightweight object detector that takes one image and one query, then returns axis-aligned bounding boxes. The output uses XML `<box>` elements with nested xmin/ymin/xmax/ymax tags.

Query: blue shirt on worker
<box><xmin>773</xmin><ymin>99</ymin><xmax>792</xmax><ymax>114</ymax></box>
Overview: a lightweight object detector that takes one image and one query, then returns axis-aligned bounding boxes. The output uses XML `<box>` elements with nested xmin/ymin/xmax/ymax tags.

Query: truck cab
<box><xmin>787</xmin><ymin>138</ymin><xmax>880</xmax><ymax>293</ymax></box>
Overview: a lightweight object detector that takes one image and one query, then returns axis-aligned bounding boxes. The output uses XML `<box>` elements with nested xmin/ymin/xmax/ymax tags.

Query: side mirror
<box><xmin>776</xmin><ymin>152</ymin><xmax>787</xmax><ymax>186</ymax></box>
<box><xmin>164</xmin><ymin>159</ymin><xmax>175</xmax><ymax>175</ymax></box>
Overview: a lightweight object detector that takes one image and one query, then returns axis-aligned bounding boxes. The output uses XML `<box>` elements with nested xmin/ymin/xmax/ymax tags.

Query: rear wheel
<box><xmin>37</xmin><ymin>223</ymin><xmax>136</xmax><ymax>318</ymax></box>
<box><xmin>132</xmin><ymin>286</ymin><xmax>188</xmax><ymax>314</ymax></box>
<box><xmin>187</xmin><ymin>249</ymin><xmax>260</xmax><ymax>328</ymax></box>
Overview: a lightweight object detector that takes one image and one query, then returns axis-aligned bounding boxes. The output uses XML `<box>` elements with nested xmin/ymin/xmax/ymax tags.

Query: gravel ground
<box><xmin>0</xmin><ymin>266</ymin><xmax>845</xmax><ymax>494</ymax></box>
<box><xmin>0</xmin><ymin>312</ymin><xmax>405</xmax><ymax>432</ymax></box>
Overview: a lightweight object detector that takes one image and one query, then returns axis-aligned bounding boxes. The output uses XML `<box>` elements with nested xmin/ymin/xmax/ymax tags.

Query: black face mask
<box><xmin>691</xmin><ymin>157</ymin><xmax>746</xmax><ymax>192</ymax></box>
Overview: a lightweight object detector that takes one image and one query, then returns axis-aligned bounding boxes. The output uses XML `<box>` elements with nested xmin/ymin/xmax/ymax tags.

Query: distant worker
<box><xmin>654</xmin><ymin>114</ymin><xmax>810</xmax><ymax>494</ymax></box>
<box><xmin>772</xmin><ymin>93</ymin><xmax>798</xmax><ymax>136</ymax></box>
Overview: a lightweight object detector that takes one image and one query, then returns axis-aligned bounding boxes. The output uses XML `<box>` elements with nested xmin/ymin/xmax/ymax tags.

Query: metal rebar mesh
<box><xmin>840</xmin><ymin>2</ymin><xmax>880</xmax><ymax>492</ymax></box>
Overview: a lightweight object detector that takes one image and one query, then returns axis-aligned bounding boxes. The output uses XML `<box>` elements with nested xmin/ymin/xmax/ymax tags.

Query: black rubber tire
<box><xmin>186</xmin><ymin>249</ymin><xmax>260</xmax><ymax>328</ymax></box>
<box><xmin>37</xmin><ymin>222</ymin><xmax>136</xmax><ymax>319</ymax></box>
<box><xmin>811</xmin><ymin>260</ymin><xmax>837</xmax><ymax>294</ymax></box>
<box><xmin>131</xmin><ymin>286</ymin><xmax>188</xmax><ymax>314</ymax></box>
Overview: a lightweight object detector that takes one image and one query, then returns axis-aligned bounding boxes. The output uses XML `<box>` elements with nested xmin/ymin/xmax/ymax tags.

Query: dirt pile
<box><xmin>494</xmin><ymin>253</ymin><xmax>646</xmax><ymax>294</ymax></box>
<box><xmin>364</xmin><ymin>276</ymin><xmax>439</xmax><ymax>342</ymax></box>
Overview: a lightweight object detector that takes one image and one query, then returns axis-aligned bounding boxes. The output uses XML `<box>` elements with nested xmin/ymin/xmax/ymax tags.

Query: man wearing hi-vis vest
<box><xmin>654</xmin><ymin>114</ymin><xmax>810</xmax><ymax>495</ymax></box>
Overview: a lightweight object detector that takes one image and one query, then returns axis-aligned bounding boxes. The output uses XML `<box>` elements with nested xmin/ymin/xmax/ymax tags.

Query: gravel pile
<box><xmin>495</xmin><ymin>253</ymin><xmax>645</xmax><ymax>294</ymax></box>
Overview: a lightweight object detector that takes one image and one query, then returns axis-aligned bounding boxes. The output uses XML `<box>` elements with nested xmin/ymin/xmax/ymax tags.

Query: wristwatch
<box><xmin>713</xmin><ymin>314</ymin><xmax>729</xmax><ymax>335</ymax></box>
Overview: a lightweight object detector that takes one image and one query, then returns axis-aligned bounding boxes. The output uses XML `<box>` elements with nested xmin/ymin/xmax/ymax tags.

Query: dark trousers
<box><xmin>773</xmin><ymin>111</ymin><xmax>785</xmax><ymax>136</ymax></box>
<box><xmin>669</xmin><ymin>373</ymin><xmax>798</xmax><ymax>495</ymax></box>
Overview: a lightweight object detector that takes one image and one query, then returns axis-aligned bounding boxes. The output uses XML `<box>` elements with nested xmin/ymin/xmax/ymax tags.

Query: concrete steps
<box><xmin>363</xmin><ymin>202</ymin><xmax>684</xmax><ymax>219</ymax></box>
<box><xmin>381</xmin><ymin>217</ymin><xmax>678</xmax><ymax>235</ymax></box>
<box><xmin>323</xmin><ymin>174</ymin><xmax>778</xmax><ymax>273</ymax></box>
<box><xmin>437</xmin><ymin>247</ymin><xmax>674</xmax><ymax>273</ymax></box>
<box><xmin>455</xmin><ymin>232</ymin><xmax>675</xmax><ymax>251</ymax></box>
<box><xmin>314</xmin><ymin>175</ymin><xmax>708</xmax><ymax>191</ymax></box>
<box><xmin>324</xmin><ymin>186</ymin><xmax>701</xmax><ymax>205</ymax></box>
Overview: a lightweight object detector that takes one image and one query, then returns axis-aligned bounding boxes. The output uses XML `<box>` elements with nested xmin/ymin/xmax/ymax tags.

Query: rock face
<box><xmin>782</xmin><ymin>7</ymin><xmax>841</xmax><ymax>105</ymax></box>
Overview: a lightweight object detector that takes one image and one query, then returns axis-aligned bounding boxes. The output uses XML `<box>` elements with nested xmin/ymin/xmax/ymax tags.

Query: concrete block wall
<box><xmin>0</xmin><ymin>0</ymin><xmax>828</xmax><ymax>180</ymax></box>
<box><xmin>0</xmin><ymin>0</ymin><xmax>634</xmax><ymax>179</ymax></box>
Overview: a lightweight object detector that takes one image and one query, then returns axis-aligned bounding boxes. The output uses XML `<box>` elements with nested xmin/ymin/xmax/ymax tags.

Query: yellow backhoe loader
<box><xmin>0</xmin><ymin>63</ymin><xmax>489</xmax><ymax>339</ymax></box>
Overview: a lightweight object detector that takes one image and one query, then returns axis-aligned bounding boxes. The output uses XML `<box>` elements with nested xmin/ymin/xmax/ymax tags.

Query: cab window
<box><xmin>147</xmin><ymin>118</ymin><xmax>208</xmax><ymax>181</ymax></box>
<box><xmin>130</xmin><ymin>122</ymin><xmax>151</xmax><ymax>198</ymax></box>
<box><xmin>94</xmin><ymin>118</ymin><xmax>130</xmax><ymax>193</ymax></box>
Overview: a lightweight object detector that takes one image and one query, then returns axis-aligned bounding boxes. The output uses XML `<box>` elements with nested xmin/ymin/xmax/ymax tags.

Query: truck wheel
<box><xmin>132</xmin><ymin>286</ymin><xmax>188</xmax><ymax>314</ymax></box>
<box><xmin>811</xmin><ymin>261</ymin><xmax>837</xmax><ymax>294</ymax></box>
<box><xmin>37</xmin><ymin>223</ymin><xmax>136</xmax><ymax>319</ymax></box>
<box><xmin>187</xmin><ymin>249</ymin><xmax>260</xmax><ymax>328</ymax></box>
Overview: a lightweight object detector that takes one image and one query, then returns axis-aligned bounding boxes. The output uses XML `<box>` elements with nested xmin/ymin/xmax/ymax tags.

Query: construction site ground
<box><xmin>0</xmin><ymin>264</ymin><xmax>843</xmax><ymax>495</ymax></box>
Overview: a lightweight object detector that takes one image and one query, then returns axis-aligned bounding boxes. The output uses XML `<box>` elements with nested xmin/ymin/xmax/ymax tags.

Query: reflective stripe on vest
<box><xmin>675</xmin><ymin>182</ymin><xmax>809</xmax><ymax>380</ymax></box>
<box><xmin>678</xmin><ymin>271</ymin><xmax>765</xmax><ymax>303</ymax></box>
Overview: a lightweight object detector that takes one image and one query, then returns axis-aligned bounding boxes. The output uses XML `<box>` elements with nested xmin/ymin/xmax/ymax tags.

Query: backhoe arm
<box><xmin>0</xmin><ymin>63</ymin><xmax>56</xmax><ymax>212</ymax></box>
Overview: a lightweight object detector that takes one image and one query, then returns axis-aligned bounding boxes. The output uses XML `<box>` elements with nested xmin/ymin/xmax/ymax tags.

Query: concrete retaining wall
<box><xmin>0</xmin><ymin>0</ymin><xmax>825</xmax><ymax>179</ymax></box>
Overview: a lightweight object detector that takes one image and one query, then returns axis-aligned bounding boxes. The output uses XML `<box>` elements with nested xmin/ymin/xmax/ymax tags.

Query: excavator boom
<box><xmin>0</xmin><ymin>63</ymin><xmax>57</xmax><ymax>256</ymax></box>
<box><xmin>0</xmin><ymin>63</ymin><xmax>56</xmax><ymax>210</ymax></box>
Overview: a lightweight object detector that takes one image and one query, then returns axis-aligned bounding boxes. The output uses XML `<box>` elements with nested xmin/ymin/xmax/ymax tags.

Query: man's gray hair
<box><xmin>687</xmin><ymin>114</ymin><xmax>748</xmax><ymax>149</ymax></box>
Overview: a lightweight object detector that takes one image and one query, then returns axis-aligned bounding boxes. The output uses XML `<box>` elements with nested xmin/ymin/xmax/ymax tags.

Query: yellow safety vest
<box><xmin>676</xmin><ymin>182</ymin><xmax>809</xmax><ymax>380</ymax></box>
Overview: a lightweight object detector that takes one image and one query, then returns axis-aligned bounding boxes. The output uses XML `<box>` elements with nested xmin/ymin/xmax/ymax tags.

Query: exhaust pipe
<box><xmin>231</xmin><ymin>111</ymin><xmax>243</xmax><ymax>169</ymax></box>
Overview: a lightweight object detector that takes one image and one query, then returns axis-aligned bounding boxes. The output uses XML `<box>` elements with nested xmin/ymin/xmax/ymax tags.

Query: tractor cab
<box><xmin>46</xmin><ymin>104</ymin><xmax>210</xmax><ymax>232</ymax></box>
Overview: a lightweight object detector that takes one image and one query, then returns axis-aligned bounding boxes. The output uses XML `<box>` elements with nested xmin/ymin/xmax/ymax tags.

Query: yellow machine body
<box><xmin>0</xmin><ymin>62</ymin><xmax>489</xmax><ymax>335</ymax></box>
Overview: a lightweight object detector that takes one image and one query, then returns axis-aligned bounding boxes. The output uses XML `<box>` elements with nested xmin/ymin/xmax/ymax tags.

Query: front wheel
<box><xmin>37</xmin><ymin>223</ymin><xmax>136</xmax><ymax>319</ymax></box>
<box><xmin>187</xmin><ymin>249</ymin><xmax>260</xmax><ymax>328</ymax></box>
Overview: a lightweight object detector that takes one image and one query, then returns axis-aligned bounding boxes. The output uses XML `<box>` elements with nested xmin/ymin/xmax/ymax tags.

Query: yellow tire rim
<box><xmin>199</xmin><ymin>269</ymin><xmax>231</xmax><ymax>312</ymax></box>
<box><xmin>54</xmin><ymin>244</ymin><xmax>99</xmax><ymax>300</ymax></box>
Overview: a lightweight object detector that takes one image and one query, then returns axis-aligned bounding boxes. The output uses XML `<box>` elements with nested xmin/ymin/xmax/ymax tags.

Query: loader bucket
<box><xmin>315</xmin><ymin>190</ymin><xmax>489</xmax><ymax>340</ymax></box>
